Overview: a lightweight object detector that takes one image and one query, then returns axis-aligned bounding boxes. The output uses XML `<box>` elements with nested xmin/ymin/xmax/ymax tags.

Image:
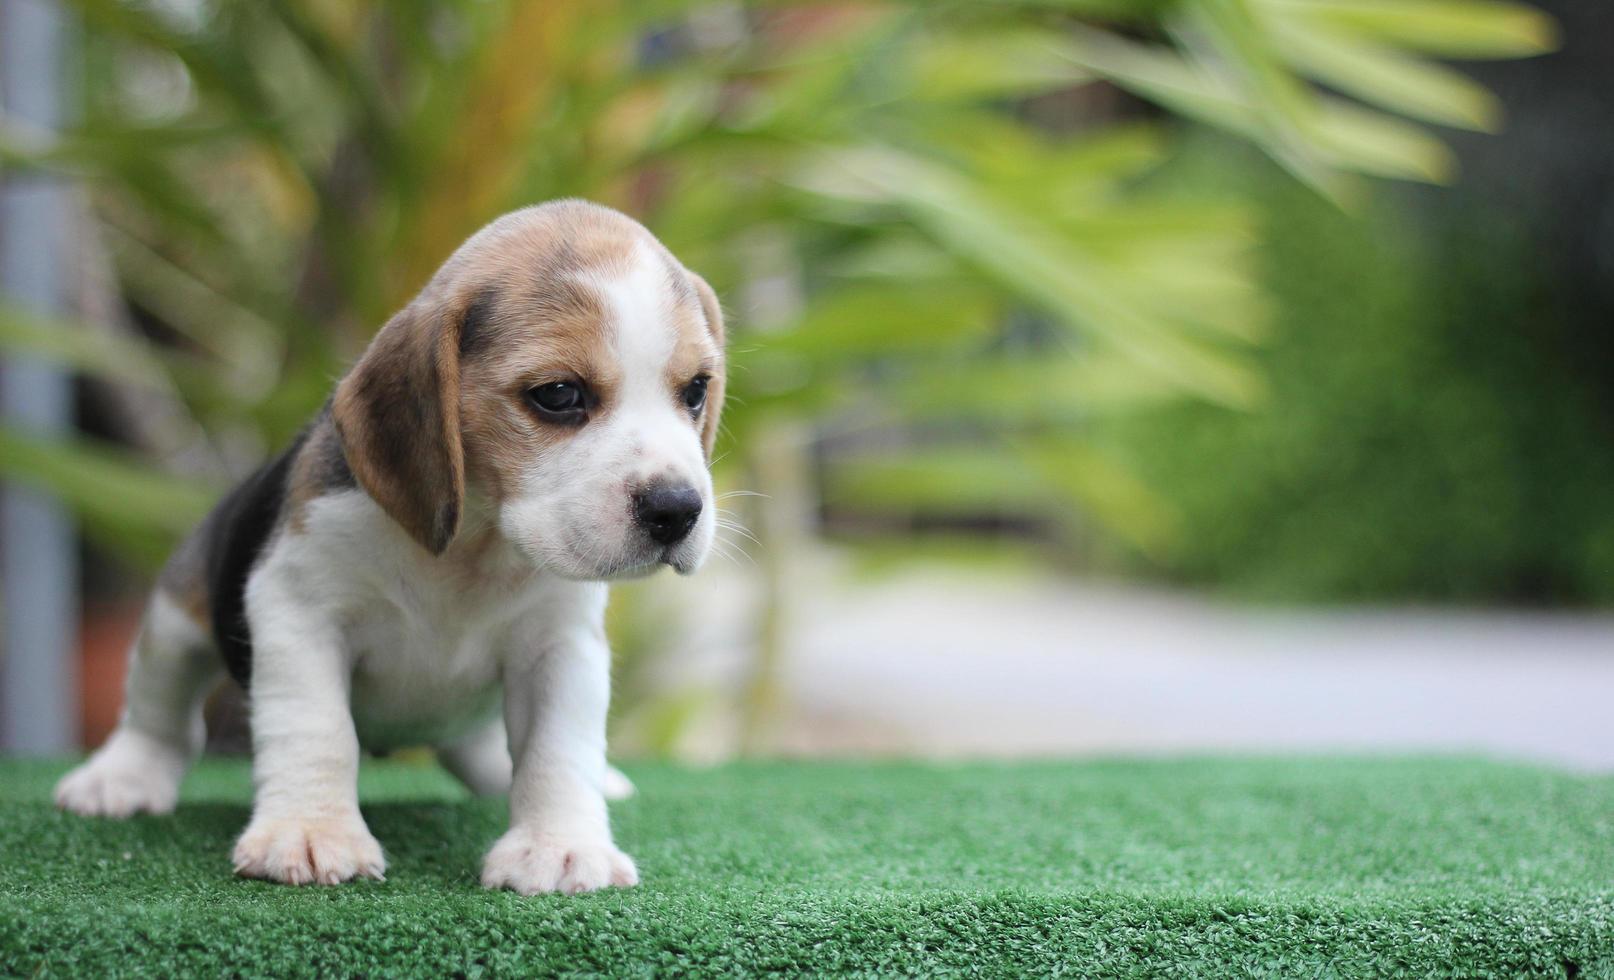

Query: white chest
<box><xmin>344</xmin><ymin>595</ymin><xmax>511</xmax><ymax>749</ymax></box>
<box><xmin>264</xmin><ymin>493</ymin><xmax>608</xmax><ymax>750</ymax></box>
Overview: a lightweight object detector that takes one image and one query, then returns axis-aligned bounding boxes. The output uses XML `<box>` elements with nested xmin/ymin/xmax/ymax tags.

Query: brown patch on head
<box><xmin>435</xmin><ymin>200</ymin><xmax>644</xmax><ymax>311</ymax></box>
<box><xmin>442</xmin><ymin>202</ymin><xmax>651</xmax><ymax>502</ymax></box>
<box><xmin>337</xmin><ymin>200</ymin><xmax>726</xmax><ymax>544</ymax></box>
<box><xmin>334</xmin><ymin>202</ymin><xmax>651</xmax><ymax>549</ymax></box>
<box><xmin>455</xmin><ymin>304</ymin><xmax>617</xmax><ymax>503</ymax></box>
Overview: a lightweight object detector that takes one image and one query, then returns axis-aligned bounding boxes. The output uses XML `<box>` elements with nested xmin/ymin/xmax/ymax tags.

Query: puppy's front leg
<box><xmin>231</xmin><ymin>576</ymin><xmax>383</xmax><ymax>886</ymax></box>
<box><xmin>481</xmin><ymin>612</ymin><xmax>637</xmax><ymax>896</ymax></box>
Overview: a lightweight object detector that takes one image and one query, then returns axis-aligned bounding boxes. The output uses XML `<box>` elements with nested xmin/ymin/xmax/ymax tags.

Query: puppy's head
<box><xmin>332</xmin><ymin>201</ymin><xmax>725</xmax><ymax>579</ymax></box>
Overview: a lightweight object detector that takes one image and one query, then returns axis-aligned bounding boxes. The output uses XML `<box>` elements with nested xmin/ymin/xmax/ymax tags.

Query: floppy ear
<box><xmin>331</xmin><ymin>294</ymin><xmax>467</xmax><ymax>555</ymax></box>
<box><xmin>688</xmin><ymin>271</ymin><xmax>727</xmax><ymax>461</ymax></box>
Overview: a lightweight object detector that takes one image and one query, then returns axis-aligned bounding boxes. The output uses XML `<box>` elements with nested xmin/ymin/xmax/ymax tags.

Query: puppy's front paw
<box><xmin>232</xmin><ymin>813</ymin><xmax>385</xmax><ymax>886</ymax></box>
<box><xmin>54</xmin><ymin>733</ymin><xmax>186</xmax><ymax>818</ymax></box>
<box><xmin>481</xmin><ymin>829</ymin><xmax>638</xmax><ymax>895</ymax></box>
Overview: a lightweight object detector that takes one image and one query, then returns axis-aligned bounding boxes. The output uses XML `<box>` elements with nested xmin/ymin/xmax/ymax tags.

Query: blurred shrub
<box><xmin>0</xmin><ymin>0</ymin><xmax>1565</xmax><ymax>751</ymax></box>
<box><xmin>1092</xmin><ymin>139</ymin><xmax>1614</xmax><ymax>604</ymax></box>
<box><xmin>0</xmin><ymin>0</ymin><xmax>1554</xmax><ymax>571</ymax></box>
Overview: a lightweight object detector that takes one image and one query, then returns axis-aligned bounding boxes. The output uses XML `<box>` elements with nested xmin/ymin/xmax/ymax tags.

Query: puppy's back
<box><xmin>158</xmin><ymin>415</ymin><xmax>347</xmax><ymax>688</ymax></box>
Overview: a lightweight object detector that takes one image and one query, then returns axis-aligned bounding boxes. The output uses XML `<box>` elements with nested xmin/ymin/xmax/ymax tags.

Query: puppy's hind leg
<box><xmin>437</xmin><ymin>718</ymin><xmax>635</xmax><ymax>801</ymax></box>
<box><xmin>436</xmin><ymin>718</ymin><xmax>513</xmax><ymax>797</ymax></box>
<box><xmin>55</xmin><ymin>591</ymin><xmax>221</xmax><ymax>817</ymax></box>
<box><xmin>603</xmin><ymin>765</ymin><xmax>636</xmax><ymax>802</ymax></box>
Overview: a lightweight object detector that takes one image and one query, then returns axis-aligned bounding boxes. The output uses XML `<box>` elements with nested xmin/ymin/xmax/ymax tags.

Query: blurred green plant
<box><xmin>0</xmin><ymin>0</ymin><xmax>1554</xmax><ymax>746</ymax></box>
<box><xmin>0</xmin><ymin>0</ymin><xmax>1554</xmax><ymax>561</ymax></box>
<box><xmin>1091</xmin><ymin>137</ymin><xmax>1614</xmax><ymax>605</ymax></box>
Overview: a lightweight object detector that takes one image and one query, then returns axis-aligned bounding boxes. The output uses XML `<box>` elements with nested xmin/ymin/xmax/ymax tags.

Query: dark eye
<box><xmin>526</xmin><ymin>381</ymin><xmax>588</xmax><ymax>420</ymax></box>
<box><xmin>681</xmin><ymin>376</ymin><xmax>709</xmax><ymax>413</ymax></box>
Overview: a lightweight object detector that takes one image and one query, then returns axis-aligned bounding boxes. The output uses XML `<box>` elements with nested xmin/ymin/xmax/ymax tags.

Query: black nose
<box><xmin>633</xmin><ymin>484</ymin><xmax>702</xmax><ymax>546</ymax></box>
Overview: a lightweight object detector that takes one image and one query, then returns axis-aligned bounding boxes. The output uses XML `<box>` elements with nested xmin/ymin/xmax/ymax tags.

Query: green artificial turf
<box><xmin>2</xmin><ymin>756</ymin><xmax>1612</xmax><ymax>977</ymax></box>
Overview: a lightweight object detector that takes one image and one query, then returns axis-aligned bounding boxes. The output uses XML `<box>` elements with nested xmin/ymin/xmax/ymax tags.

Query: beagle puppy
<box><xmin>54</xmin><ymin>200</ymin><xmax>725</xmax><ymax>895</ymax></box>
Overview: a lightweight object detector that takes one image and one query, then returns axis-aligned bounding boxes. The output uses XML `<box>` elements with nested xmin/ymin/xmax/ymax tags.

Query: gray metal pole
<box><xmin>1</xmin><ymin>0</ymin><xmax>79</xmax><ymax>754</ymax></box>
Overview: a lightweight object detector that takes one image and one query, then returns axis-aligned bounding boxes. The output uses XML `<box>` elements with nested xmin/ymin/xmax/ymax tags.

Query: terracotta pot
<box><xmin>78</xmin><ymin>602</ymin><xmax>140</xmax><ymax>749</ymax></box>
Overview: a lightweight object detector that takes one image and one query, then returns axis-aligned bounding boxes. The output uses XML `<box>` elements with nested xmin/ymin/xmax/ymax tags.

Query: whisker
<box><xmin>714</xmin><ymin>509</ymin><xmax>762</xmax><ymax>545</ymax></box>
<box><xmin>716</xmin><ymin>523</ymin><xmax>761</xmax><ymax>547</ymax></box>
<box><xmin>711</xmin><ymin>539</ymin><xmax>754</xmax><ymax>567</ymax></box>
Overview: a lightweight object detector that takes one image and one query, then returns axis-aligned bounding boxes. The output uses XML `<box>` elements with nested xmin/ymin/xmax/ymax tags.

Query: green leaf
<box><xmin>822</xmin><ymin>235</ymin><xmax>964</xmax><ymax>282</ymax></box>
<box><xmin>1019</xmin><ymin>437</ymin><xmax>1178</xmax><ymax>556</ymax></box>
<box><xmin>796</xmin><ymin>146</ymin><xmax>1265</xmax><ymax>405</ymax></box>
<box><xmin>767</xmin><ymin>284</ymin><xmax>997</xmax><ymax>361</ymax></box>
<box><xmin>889</xmin><ymin>355</ymin><xmax>1199</xmax><ymax>423</ymax></box>
<box><xmin>66</xmin><ymin>0</ymin><xmax>295</xmax><ymax>153</ymax></box>
<box><xmin>908</xmin><ymin>27</ymin><xmax>1094</xmax><ymax>101</ymax></box>
<box><xmin>1055</xmin><ymin>25</ymin><xmax>1258</xmax><ymax>134</ymax></box>
<box><xmin>1045</xmin><ymin>125</ymin><xmax>1170</xmax><ymax>187</ymax></box>
<box><xmin>968</xmin><ymin>0</ymin><xmax>1177</xmax><ymax>17</ymax></box>
<box><xmin>825</xmin><ymin>447</ymin><xmax>1050</xmax><ymax>514</ymax></box>
<box><xmin>1312</xmin><ymin>98</ymin><xmax>1457</xmax><ymax>182</ymax></box>
<box><xmin>1054</xmin><ymin>23</ymin><xmax>1345</xmax><ymax>198</ymax></box>
<box><xmin>1181</xmin><ymin>0</ymin><xmax>1338</xmax><ymax>194</ymax></box>
<box><xmin>1266</xmin><ymin>14</ymin><xmax>1504</xmax><ymax>131</ymax></box>
<box><xmin>922</xmin><ymin>115</ymin><xmax>1169</xmax><ymax>210</ymax></box>
<box><xmin>1265</xmin><ymin>0</ymin><xmax>1558</xmax><ymax>59</ymax></box>
<box><xmin>0</xmin><ymin>428</ymin><xmax>217</xmax><ymax>536</ymax></box>
<box><xmin>823</xmin><ymin>437</ymin><xmax>1179</xmax><ymax>557</ymax></box>
<box><xmin>0</xmin><ymin>303</ymin><xmax>173</xmax><ymax>390</ymax></box>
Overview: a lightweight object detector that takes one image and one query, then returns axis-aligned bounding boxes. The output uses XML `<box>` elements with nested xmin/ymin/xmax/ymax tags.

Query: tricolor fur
<box><xmin>55</xmin><ymin>201</ymin><xmax>725</xmax><ymax>894</ymax></box>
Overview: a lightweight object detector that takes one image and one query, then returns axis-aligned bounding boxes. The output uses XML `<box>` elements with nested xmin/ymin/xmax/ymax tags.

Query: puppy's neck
<box><xmin>429</xmin><ymin>486</ymin><xmax>533</xmax><ymax>586</ymax></box>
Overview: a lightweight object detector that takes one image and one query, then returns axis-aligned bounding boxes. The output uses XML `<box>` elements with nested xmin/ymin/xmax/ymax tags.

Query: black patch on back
<box><xmin>205</xmin><ymin>428</ymin><xmax>309</xmax><ymax>688</ymax></box>
<box><xmin>457</xmin><ymin>287</ymin><xmax>499</xmax><ymax>359</ymax></box>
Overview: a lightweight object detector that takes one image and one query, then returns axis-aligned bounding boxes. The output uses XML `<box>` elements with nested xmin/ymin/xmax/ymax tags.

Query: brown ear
<box><xmin>688</xmin><ymin>271</ymin><xmax>727</xmax><ymax>461</ymax></box>
<box><xmin>331</xmin><ymin>295</ymin><xmax>467</xmax><ymax>555</ymax></box>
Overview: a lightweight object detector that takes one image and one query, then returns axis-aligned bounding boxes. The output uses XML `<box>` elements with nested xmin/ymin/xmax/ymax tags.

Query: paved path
<box><xmin>752</xmin><ymin>567</ymin><xmax>1614</xmax><ymax>770</ymax></box>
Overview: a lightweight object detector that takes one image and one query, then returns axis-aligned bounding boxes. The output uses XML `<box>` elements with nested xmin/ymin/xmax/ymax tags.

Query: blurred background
<box><xmin>1</xmin><ymin>0</ymin><xmax>1609</xmax><ymax>767</ymax></box>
